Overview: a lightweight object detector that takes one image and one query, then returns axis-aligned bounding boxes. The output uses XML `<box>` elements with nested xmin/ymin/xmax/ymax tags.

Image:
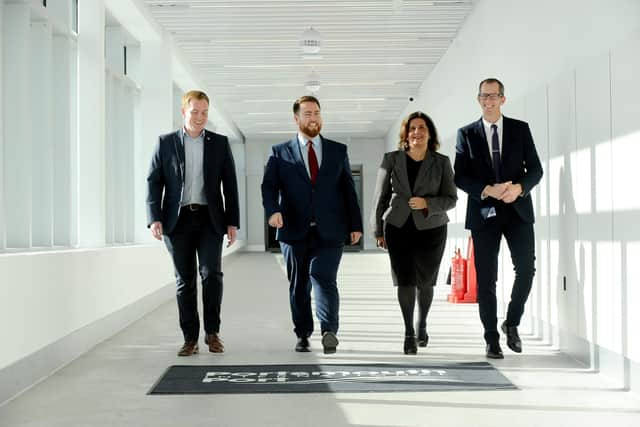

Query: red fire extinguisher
<box><xmin>463</xmin><ymin>236</ymin><xmax>478</xmax><ymax>303</ymax></box>
<box><xmin>448</xmin><ymin>248</ymin><xmax>467</xmax><ymax>302</ymax></box>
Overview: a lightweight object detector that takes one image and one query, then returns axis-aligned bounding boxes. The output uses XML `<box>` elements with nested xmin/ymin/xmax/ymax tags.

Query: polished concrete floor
<box><xmin>1</xmin><ymin>252</ymin><xmax>639</xmax><ymax>426</ymax></box>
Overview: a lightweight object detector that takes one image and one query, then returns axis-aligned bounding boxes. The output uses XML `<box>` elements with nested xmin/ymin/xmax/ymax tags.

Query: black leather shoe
<box><xmin>486</xmin><ymin>342</ymin><xmax>504</xmax><ymax>359</ymax></box>
<box><xmin>295</xmin><ymin>336</ymin><xmax>310</xmax><ymax>352</ymax></box>
<box><xmin>417</xmin><ymin>328</ymin><xmax>429</xmax><ymax>347</ymax></box>
<box><xmin>321</xmin><ymin>332</ymin><xmax>338</xmax><ymax>354</ymax></box>
<box><xmin>403</xmin><ymin>336</ymin><xmax>417</xmax><ymax>355</ymax></box>
<box><xmin>501</xmin><ymin>321</ymin><xmax>522</xmax><ymax>353</ymax></box>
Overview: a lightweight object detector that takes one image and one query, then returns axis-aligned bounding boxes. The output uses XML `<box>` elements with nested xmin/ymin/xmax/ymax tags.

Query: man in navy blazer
<box><xmin>454</xmin><ymin>78</ymin><xmax>543</xmax><ymax>359</ymax></box>
<box><xmin>147</xmin><ymin>90</ymin><xmax>239</xmax><ymax>356</ymax></box>
<box><xmin>261</xmin><ymin>95</ymin><xmax>363</xmax><ymax>354</ymax></box>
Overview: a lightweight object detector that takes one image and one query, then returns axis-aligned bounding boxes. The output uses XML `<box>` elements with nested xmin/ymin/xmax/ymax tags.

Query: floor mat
<box><xmin>149</xmin><ymin>362</ymin><xmax>516</xmax><ymax>394</ymax></box>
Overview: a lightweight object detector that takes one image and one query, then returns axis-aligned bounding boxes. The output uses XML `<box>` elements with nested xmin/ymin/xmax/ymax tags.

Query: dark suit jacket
<box><xmin>370</xmin><ymin>150</ymin><xmax>457</xmax><ymax>238</ymax></box>
<box><xmin>146</xmin><ymin>129</ymin><xmax>240</xmax><ymax>235</ymax></box>
<box><xmin>261</xmin><ymin>135</ymin><xmax>363</xmax><ymax>243</ymax></box>
<box><xmin>454</xmin><ymin>116</ymin><xmax>543</xmax><ymax>230</ymax></box>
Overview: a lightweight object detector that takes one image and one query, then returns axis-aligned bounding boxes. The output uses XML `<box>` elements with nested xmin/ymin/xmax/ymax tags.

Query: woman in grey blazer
<box><xmin>370</xmin><ymin>111</ymin><xmax>457</xmax><ymax>354</ymax></box>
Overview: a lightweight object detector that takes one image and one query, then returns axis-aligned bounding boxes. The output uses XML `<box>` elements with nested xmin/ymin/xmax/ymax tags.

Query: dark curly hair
<box><xmin>397</xmin><ymin>111</ymin><xmax>440</xmax><ymax>152</ymax></box>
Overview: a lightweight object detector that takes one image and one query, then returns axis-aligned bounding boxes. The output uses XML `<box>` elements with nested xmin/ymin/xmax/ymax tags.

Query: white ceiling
<box><xmin>144</xmin><ymin>0</ymin><xmax>476</xmax><ymax>142</ymax></box>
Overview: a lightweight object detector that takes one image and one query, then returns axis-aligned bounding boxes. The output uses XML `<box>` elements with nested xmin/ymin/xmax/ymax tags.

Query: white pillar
<box><xmin>129</xmin><ymin>34</ymin><xmax>173</xmax><ymax>243</ymax></box>
<box><xmin>76</xmin><ymin>0</ymin><xmax>106</xmax><ymax>247</ymax></box>
<box><xmin>121</xmin><ymin>84</ymin><xmax>136</xmax><ymax>243</ymax></box>
<box><xmin>52</xmin><ymin>33</ymin><xmax>74</xmax><ymax>247</ymax></box>
<box><xmin>3</xmin><ymin>3</ymin><xmax>32</xmax><ymax>248</ymax></box>
<box><xmin>0</xmin><ymin>0</ymin><xmax>5</xmax><ymax>250</ymax></box>
<box><xmin>31</xmin><ymin>21</ymin><xmax>54</xmax><ymax>247</ymax></box>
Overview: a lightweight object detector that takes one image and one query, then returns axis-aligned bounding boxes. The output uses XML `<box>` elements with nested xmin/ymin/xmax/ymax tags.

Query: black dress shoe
<box><xmin>417</xmin><ymin>328</ymin><xmax>429</xmax><ymax>347</ymax></box>
<box><xmin>501</xmin><ymin>321</ymin><xmax>522</xmax><ymax>353</ymax></box>
<box><xmin>403</xmin><ymin>336</ymin><xmax>417</xmax><ymax>355</ymax></box>
<box><xmin>321</xmin><ymin>332</ymin><xmax>338</xmax><ymax>354</ymax></box>
<box><xmin>486</xmin><ymin>342</ymin><xmax>504</xmax><ymax>359</ymax></box>
<box><xmin>295</xmin><ymin>336</ymin><xmax>310</xmax><ymax>352</ymax></box>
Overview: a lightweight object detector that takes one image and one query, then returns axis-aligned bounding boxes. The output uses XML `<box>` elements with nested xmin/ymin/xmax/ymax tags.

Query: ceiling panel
<box><xmin>144</xmin><ymin>0</ymin><xmax>475</xmax><ymax>142</ymax></box>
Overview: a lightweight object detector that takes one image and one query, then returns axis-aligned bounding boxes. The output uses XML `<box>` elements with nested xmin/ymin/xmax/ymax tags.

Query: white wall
<box><xmin>390</xmin><ymin>0</ymin><xmax>640</xmax><ymax>390</ymax></box>
<box><xmin>0</xmin><ymin>0</ymin><xmax>246</xmax><ymax>404</ymax></box>
<box><xmin>244</xmin><ymin>136</ymin><xmax>385</xmax><ymax>252</ymax></box>
<box><xmin>0</xmin><ymin>246</ymin><xmax>174</xmax><ymax>372</ymax></box>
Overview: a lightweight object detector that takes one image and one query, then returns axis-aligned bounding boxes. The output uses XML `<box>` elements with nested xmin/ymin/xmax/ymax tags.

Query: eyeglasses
<box><xmin>478</xmin><ymin>93</ymin><xmax>503</xmax><ymax>100</ymax></box>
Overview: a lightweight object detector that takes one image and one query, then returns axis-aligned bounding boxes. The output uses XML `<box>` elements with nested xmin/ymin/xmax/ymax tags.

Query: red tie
<box><xmin>308</xmin><ymin>140</ymin><xmax>319</xmax><ymax>185</ymax></box>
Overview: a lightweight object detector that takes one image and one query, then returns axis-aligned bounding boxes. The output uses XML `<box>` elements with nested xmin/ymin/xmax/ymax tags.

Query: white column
<box><xmin>76</xmin><ymin>0</ymin><xmax>106</xmax><ymax>247</ymax></box>
<box><xmin>3</xmin><ymin>3</ymin><xmax>32</xmax><ymax>248</ymax></box>
<box><xmin>105</xmin><ymin>26</ymin><xmax>125</xmax><ymax>244</ymax></box>
<box><xmin>129</xmin><ymin>34</ymin><xmax>173</xmax><ymax>243</ymax></box>
<box><xmin>30</xmin><ymin>21</ymin><xmax>54</xmax><ymax>247</ymax></box>
<box><xmin>104</xmin><ymin>71</ymin><xmax>115</xmax><ymax>244</ymax></box>
<box><xmin>0</xmin><ymin>0</ymin><xmax>5</xmax><ymax>250</ymax></box>
<box><xmin>52</xmin><ymin>33</ymin><xmax>73</xmax><ymax>246</ymax></box>
<box><xmin>122</xmin><ymin>84</ymin><xmax>136</xmax><ymax>243</ymax></box>
<box><xmin>106</xmin><ymin>26</ymin><xmax>125</xmax><ymax>75</ymax></box>
<box><xmin>113</xmin><ymin>77</ymin><xmax>125</xmax><ymax>243</ymax></box>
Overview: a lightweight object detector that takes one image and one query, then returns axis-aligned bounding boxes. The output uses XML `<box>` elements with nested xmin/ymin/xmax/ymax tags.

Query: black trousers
<box><xmin>471</xmin><ymin>205</ymin><xmax>536</xmax><ymax>344</ymax></box>
<box><xmin>164</xmin><ymin>207</ymin><xmax>224</xmax><ymax>342</ymax></box>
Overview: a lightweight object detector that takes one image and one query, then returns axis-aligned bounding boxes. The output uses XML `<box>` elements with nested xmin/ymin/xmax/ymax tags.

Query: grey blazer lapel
<box><xmin>412</xmin><ymin>152</ymin><xmax>434</xmax><ymax>195</ymax></box>
<box><xmin>394</xmin><ymin>151</ymin><xmax>412</xmax><ymax>196</ymax></box>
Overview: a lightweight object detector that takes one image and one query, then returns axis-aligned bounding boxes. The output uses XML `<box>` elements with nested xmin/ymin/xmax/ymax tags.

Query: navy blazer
<box><xmin>454</xmin><ymin>116</ymin><xmax>543</xmax><ymax>230</ymax></box>
<box><xmin>146</xmin><ymin>129</ymin><xmax>240</xmax><ymax>235</ymax></box>
<box><xmin>261</xmin><ymin>135</ymin><xmax>363</xmax><ymax>243</ymax></box>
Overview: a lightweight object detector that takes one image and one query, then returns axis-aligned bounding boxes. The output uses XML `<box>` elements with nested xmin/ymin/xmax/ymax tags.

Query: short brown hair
<box><xmin>478</xmin><ymin>78</ymin><xmax>504</xmax><ymax>96</ymax></box>
<box><xmin>182</xmin><ymin>90</ymin><xmax>210</xmax><ymax>109</ymax></box>
<box><xmin>293</xmin><ymin>95</ymin><xmax>321</xmax><ymax>114</ymax></box>
<box><xmin>397</xmin><ymin>111</ymin><xmax>440</xmax><ymax>152</ymax></box>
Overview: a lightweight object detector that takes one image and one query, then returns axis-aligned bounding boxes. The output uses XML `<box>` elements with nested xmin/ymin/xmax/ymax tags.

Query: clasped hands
<box><xmin>483</xmin><ymin>181</ymin><xmax>523</xmax><ymax>204</ymax></box>
<box><xmin>268</xmin><ymin>212</ymin><xmax>362</xmax><ymax>245</ymax></box>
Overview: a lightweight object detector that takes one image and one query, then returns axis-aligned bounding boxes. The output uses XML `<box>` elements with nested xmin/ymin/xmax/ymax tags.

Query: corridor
<box><xmin>1</xmin><ymin>252</ymin><xmax>638</xmax><ymax>426</ymax></box>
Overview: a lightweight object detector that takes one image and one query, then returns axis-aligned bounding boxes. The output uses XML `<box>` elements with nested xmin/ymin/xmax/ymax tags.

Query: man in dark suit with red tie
<box><xmin>261</xmin><ymin>95</ymin><xmax>363</xmax><ymax>354</ymax></box>
<box><xmin>454</xmin><ymin>78</ymin><xmax>543</xmax><ymax>359</ymax></box>
<box><xmin>146</xmin><ymin>90</ymin><xmax>239</xmax><ymax>357</ymax></box>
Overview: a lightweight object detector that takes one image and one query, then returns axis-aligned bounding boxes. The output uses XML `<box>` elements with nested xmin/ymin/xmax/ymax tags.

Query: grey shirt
<box><xmin>181</xmin><ymin>128</ymin><xmax>207</xmax><ymax>206</ymax></box>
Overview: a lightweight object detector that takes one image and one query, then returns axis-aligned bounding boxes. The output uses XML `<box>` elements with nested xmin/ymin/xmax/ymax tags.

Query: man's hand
<box><xmin>499</xmin><ymin>182</ymin><xmax>523</xmax><ymax>204</ymax></box>
<box><xmin>350</xmin><ymin>231</ymin><xmax>363</xmax><ymax>245</ymax></box>
<box><xmin>483</xmin><ymin>182</ymin><xmax>511</xmax><ymax>200</ymax></box>
<box><xmin>150</xmin><ymin>221</ymin><xmax>163</xmax><ymax>240</ymax></box>
<box><xmin>268</xmin><ymin>212</ymin><xmax>283</xmax><ymax>228</ymax></box>
<box><xmin>226</xmin><ymin>226</ymin><xmax>237</xmax><ymax>247</ymax></box>
<box><xmin>375</xmin><ymin>236</ymin><xmax>387</xmax><ymax>250</ymax></box>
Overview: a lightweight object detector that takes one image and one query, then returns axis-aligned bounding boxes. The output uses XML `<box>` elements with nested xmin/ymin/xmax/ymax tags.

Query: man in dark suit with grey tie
<box><xmin>146</xmin><ymin>90</ymin><xmax>239</xmax><ymax>356</ymax></box>
<box><xmin>261</xmin><ymin>95</ymin><xmax>363</xmax><ymax>354</ymax></box>
<box><xmin>454</xmin><ymin>78</ymin><xmax>543</xmax><ymax>359</ymax></box>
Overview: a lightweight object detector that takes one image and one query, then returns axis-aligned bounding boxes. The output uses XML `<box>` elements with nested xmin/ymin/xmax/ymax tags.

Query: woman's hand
<box><xmin>408</xmin><ymin>197</ymin><xmax>427</xmax><ymax>210</ymax></box>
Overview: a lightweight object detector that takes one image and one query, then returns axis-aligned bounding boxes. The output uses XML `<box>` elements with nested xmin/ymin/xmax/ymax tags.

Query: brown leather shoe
<box><xmin>177</xmin><ymin>341</ymin><xmax>198</xmax><ymax>356</ymax></box>
<box><xmin>204</xmin><ymin>333</ymin><xmax>224</xmax><ymax>353</ymax></box>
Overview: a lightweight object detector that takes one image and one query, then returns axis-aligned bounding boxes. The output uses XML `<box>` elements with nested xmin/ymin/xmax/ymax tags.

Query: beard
<box><xmin>300</xmin><ymin>122</ymin><xmax>322</xmax><ymax>138</ymax></box>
